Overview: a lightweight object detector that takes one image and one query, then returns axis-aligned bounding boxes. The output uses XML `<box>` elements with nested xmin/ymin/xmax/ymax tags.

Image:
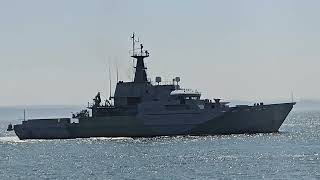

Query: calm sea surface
<box><xmin>0</xmin><ymin>106</ymin><xmax>319</xmax><ymax>180</ymax></box>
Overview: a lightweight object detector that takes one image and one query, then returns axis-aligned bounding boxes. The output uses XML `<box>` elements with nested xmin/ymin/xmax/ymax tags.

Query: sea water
<box><xmin>0</xmin><ymin>106</ymin><xmax>319</xmax><ymax>180</ymax></box>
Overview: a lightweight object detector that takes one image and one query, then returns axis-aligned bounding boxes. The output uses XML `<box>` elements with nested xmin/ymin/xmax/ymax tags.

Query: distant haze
<box><xmin>1</xmin><ymin>0</ymin><xmax>320</xmax><ymax>106</ymax></box>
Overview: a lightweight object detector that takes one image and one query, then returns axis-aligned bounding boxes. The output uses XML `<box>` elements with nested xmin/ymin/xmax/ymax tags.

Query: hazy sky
<box><xmin>1</xmin><ymin>0</ymin><xmax>320</xmax><ymax>106</ymax></box>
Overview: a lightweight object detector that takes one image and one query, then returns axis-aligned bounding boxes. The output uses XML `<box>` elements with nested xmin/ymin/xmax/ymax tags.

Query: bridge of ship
<box><xmin>86</xmin><ymin>33</ymin><xmax>228</xmax><ymax>117</ymax></box>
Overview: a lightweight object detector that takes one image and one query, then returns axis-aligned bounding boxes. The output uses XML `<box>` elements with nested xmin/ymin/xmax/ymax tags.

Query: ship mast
<box><xmin>130</xmin><ymin>33</ymin><xmax>149</xmax><ymax>83</ymax></box>
<box><xmin>131</xmin><ymin>33</ymin><xmax>139</xmax><ymax>81</ymax></box>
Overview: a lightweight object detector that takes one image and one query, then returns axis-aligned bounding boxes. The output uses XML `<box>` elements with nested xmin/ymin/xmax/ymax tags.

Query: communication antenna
<box><xmin>131</xmin><ymin>32</ymin><xmax>139</xmax><ymax>82</ymax></box>
<box><xmin>291</xmin><ymin>91</ymin><xmax>294</xmax><ymax>103</ymax></box>
<box><xmin>106</xmin><ymin>59</ymin><xmax>112</xmax><ymax>102</ymax></box>
<box><xmin>131</xmin><ymin>32</ymin><xmax>135</xmax><ymax>56</ymax></box>
<box><xmin>109</xmin><ymin>61</ymin><xmax>112</xmax><ymax>101</ymax></box>
<box><xmin>131</xmin><ymin>33</ymin><xmax>135</xmax><ymax>81</ymax></box>
<box><xmin>116</xmin><ymin>60</ymin><xmax>119</xmax><ymax>83</ymax></box>
<box><xmin>23</xmin><ymin>109</ymin><xmax>26</xmax><ymax>121</ymax></box>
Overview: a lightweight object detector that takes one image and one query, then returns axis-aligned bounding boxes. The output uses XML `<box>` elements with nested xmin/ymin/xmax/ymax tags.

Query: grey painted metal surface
<box><xmin>12</xmin><ymin>34</ymin><xmax>296</xmax><ymax>140</ymax></box>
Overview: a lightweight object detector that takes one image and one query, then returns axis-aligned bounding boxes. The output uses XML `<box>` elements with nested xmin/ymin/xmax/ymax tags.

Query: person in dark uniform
<box><xmin>94</xmin><ymin>92</ymin><xmax>101</xmax><ymax>106</ymax></box>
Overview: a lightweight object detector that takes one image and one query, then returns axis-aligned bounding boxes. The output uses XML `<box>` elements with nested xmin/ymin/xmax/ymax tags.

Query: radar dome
<box><xmin>175</xmin><ymin>77</ymin><xmax>181</xmax><ymax>83</ymax></box>
<box><xmin>155</xmin><ymin>77</ymin><xmax>162</xmax><ymax>84</ymax></box>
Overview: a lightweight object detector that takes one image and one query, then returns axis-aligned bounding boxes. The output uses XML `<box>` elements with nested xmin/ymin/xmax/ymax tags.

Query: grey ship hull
<box><xmin>13</xmin><ymin>103</ymin><xmax>294</xmax><ymax>140</ymax></box>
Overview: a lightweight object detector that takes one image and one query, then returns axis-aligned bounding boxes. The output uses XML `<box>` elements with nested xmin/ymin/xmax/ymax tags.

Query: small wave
<box><xmin>90</xmin><ymin>137</ymin><xmax>134</xmax><ymax>141</ymax></box>
<box><xmin>0</xmin><ymin>136</ymin><xmax>23</xmax><ymax>143</ymax></box>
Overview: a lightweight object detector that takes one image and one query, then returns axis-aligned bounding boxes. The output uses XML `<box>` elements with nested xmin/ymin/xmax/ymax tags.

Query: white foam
<box><xmin>90</xmin><ymin>137</ymin><xmax>134</xmax><ymax>141</ymax></box>
<box><xmin>0</xmin><ymin>136</ymin><xmax>23</xmax><ymax>143</ymax></box>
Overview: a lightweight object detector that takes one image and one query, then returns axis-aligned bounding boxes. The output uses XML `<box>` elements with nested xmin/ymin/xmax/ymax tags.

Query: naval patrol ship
<box><xmin>10</xmin><ymin>34</ymin><xmax>295</xmax><ymax>140</ymax></box>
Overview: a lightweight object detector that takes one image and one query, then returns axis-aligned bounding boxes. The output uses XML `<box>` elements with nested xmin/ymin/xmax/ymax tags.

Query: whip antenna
<box><xmin>116</xmin><ymin>59</ymin><xmax>119</xmax><ymax>83</ymax></box>
<box><xmin>131</xmin><ymin>32</ymin><xmax>139</xmax><ymax>82</ymax></box>
<box><xmin>108</xmin><ymin>60</ymin><xmax>112</xmax><ymax>101</ymax></box>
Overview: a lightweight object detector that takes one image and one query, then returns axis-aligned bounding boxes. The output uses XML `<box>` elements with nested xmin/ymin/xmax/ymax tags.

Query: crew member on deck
<box><xmin>94</xmin><ymin>92</ymin><xmax>101</xmax><ymax>106</ymax></box>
